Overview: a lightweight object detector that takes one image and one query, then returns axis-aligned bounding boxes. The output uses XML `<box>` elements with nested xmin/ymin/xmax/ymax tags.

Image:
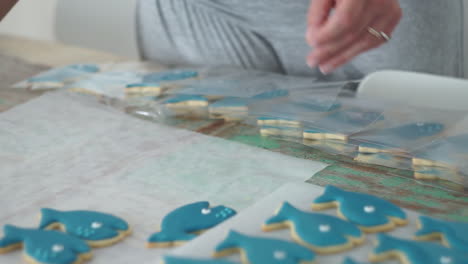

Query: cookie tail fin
<box><xmin>0</xmin><ymin>225</ymin><xmax>25</xmax><ymax>248</ymax></box>
<box><xmin>314</xmin><ymin>185</ymin><xmax>341</xmax><ymax>203</ymax></box>
<box><xmin>415</xmin><ymin>215</ymin><xmax>438</xmax><ymax>236</ymax></box>
<box><xmin>147</xmin><ymin>230</ymin><xmax>196</xmax><ymax>245</ymax></box>
<box><xmin>215</xmin><ymin>230</ymin><xmax>243</xmax><ymax>252</ymax></box>
<box><xmin>39</xmin><ymin>208</ymin><xmax>61</xmax><ymax>229</ymax></box>
<box><xmin>374</xmin><ymin>233</ymin><xmax>398</xmax><ymax>254</ymax></box>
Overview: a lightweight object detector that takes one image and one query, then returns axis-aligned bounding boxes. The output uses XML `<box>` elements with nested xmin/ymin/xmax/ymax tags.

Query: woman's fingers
<box><xmin>305</xmin><ymin>0</ymin><xmax>403</xmax><ymax>73</ymax></box>
<box><xmin>316</xmin><ymin>19</ymin><xmax>395</xmax><ymax>73</ymax></box>
<box><xmin>309</xmin><ymin>0</ymin><xmax>366</xmax><ymax>46</ymax></box>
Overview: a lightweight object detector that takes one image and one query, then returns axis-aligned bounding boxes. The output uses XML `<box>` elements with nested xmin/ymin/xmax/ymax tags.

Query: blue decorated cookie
<box><xmin>312</xmin><ymin>185</ymin><xmax>407</xmax><ymax>233</ymax></box>
<box><xmin>302</xmin><ymin>139</ymin><xmax>357</xmax><ymax>155</ymax></box>
<box><xmin>303</xmin><ymin>127</ymin><xmax>348</xmax><ymax>141</ymax></box>
<box><xmin>370</xmin><ymin>233</ymin><xmax>468</xmax><ymax>264</ymax></box>
<box><xmin>412</xmin><ymin>167</ymin><xmax>465</xmax><ymax>188</ymax></box>
<box><xmin>208</xmin><ymin>97</ymin><xmax>248</xmax><ymax>121</ymax></box>
<box><xmin>412</xmin><ymin>134</ymin><xmax>468</xmax><ymax>169</ymax></box>
<box><xmin>357</xmin><ymin>141</ymin><xmax>407</xmax><ymax>155</ymax></box>
<box><xmin>162</xmin><ymin>256</ymin><xmax>236</xmax><ymax>264</ymax></box>
<box><xmin>415</xmin><ymin>215</ymin><xmax>468</xmax><ymax>253</ymax></box>
<box><xmin>143</xmin><ymin>70</ymin><xmax>198</xmax><ymax>83</ymax></box>
<box><xmin>27</xmin><ymin>64</ymin><xmax>99</xmax><ymax>89</ymax></box>
<box><xmin>257</xmin><ymin>117</ymin><xmax>301</xmax><ymax>128</ymax></box>
<box><xmin>213</xmin><ymin>230</ymin><xmax>315</xmax><ymax>264</ymax></box>
<box><xmin>39</xmin><ymin>208</ymin><xmax>130</xmax><ymax>248</ymax></box>
<box><xmin>0</xmin><ymin>225</ymin><xmax>92</xmax><ymax>264</ymax></box>
<box><xmin>259</xmin><ymin>126</ymin><xmax>303</xmax><ymax>138</ymax></box>
<box><xmin>251</xmin><ymin>89</ymin><xmax>289</xmax><ymax>101</ymax></box>
<box><xmin>354</xmin><ymin>152</ymin><xmax>411</xmax><ymax>168</ymax></box>
<box><xmin>125</xmin><ymin>83</ymin><xmax>163</xmax><ymax>97</ymax></box>
<box><xmin>262</xmin><ymin>202</ymin><xmax>364</xmax><ymax>254</ymax></box>
<box><xmin>164</xmin><ymin>95</ymin><xmax>209</xmax><ymax>107</ymax></box>
<box><xmin>147</xmin><ymin>201</ymin><xmax>236</xmax><ymax>248</ymax></box>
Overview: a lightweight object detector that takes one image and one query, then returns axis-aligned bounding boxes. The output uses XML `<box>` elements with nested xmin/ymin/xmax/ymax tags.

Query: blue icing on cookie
<box><xmin>300</xmin><ymin>99</ymin><xmax>341</xmax><ymax>113</ymax></box>
<box><xmin>210</xmin><ymin>97</ymin><xmax>248</xmax><ymax>108</ymax></box>
<box><xmin>163</xmin><ymin>95</ymin><xmax>208</xmax><ymax>104</ymax></box>
<box><xmin>415</xmin><ymin>215</ymin><xmax>468</xmax><ymax>253</ymax></box>
<box><xmin>251</xmin><ymin>89</ymin><xmax>289</xmax><ymax>100</ymax></box>
<box><xmin>0</xmin><ymin>225</ymin><xmax>91</xmax><ymax>264</ymax></box>
<box><xmin>312</xmin><ymin>185</ymin><xmax>407</xmax><ymax>232</ymax></box>
<box><xmin>29</xmin><ymin>64</ymin><xmax>99</xmax><ymax>82</ymax></box>
<box><xmin>147</xmin><ymin>202</ymin><xmax>236</xmax><ymax>246</ymax></box>
<box><xmin>385</xmin><ymin>122</ymin><xmax>444</xmax><ymax>140</ymax></box>
<box><xmin>143</xmin><ymin>70</ymin><xmax>198</xmax><ymax>82</ymax></box>
<box><xmin>372</xmin><ymin>233</ymin><xmax>468</xmax><ymax>264</ymax></box>
<box><xmin>126</xmin><ymin>83</ymin><xmax>160</xmax><ymax>88</ymax></box>
<box><xmin>163</xmin><ymin>256</ymin><xmax>236</xmax><ymax>264</ymax></box>
<box><xmin>215</xmin><ymin>230</ymin><xmax>315</xmax><ymax>264</ymax></box>
<box><xmin>39</xmin><ymin>208</ymin><xmax>130</xmax><ymax>243</ymax></box>
<box><xmin>263</xmin><ymin>202</ymin><xmax>363</xmax><ymax>252</ymax></box>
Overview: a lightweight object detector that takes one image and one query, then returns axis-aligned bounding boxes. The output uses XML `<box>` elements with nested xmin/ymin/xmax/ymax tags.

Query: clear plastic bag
<box><xmin>13</xmin><ymin>64</ymin><xmax>100</xmax><ymax>90</ymax></box>
<box><xmin>300</xmin><ymin>97</ymin><xmax>388</xmax><ymax>142</ymax></box>
<box><xmin>64</xmin><ymin>71</ymin><xmax>142</xmax><ymax>99</ymax></box>
<box><xmin>351</xmin><ymin>105</ymin><xmax>466</xmax><ymax>156</ymax></box>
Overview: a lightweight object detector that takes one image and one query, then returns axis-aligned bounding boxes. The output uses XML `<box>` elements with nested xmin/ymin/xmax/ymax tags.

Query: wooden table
<box><xmin>1</xmin><ymin>34</ymin><xmax>467</xmax><ymax>221</ymax></box>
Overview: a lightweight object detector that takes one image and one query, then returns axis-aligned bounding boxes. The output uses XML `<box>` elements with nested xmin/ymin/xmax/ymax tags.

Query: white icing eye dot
<box><xmin>319</xmin><ymin>224</ymin><xmax>331</xmax><ymax>233</ymax></box>
<box><xmin>273</xmin><ymin>250</ymin><xmax>286</xmax><ymax>260</ymax></box>
<box><xmin>91</xmin><ymin>222</ymin><xmax>103</xmax><ymax>229</ymax></box>
<box><xmin>52</xmin><ymin>244</ymin><xmax>64</xmax><ymax>253</ymax></box>
<box><xmin>440</xmin><ymin>256</ymin><xmax>452</xmax><ymax>264</ymax></box>
<box><xmin>201</xmin><ymin>208</ymin><xmax>211</xmax><ymax>215</ymax></box>
<box><xmin>364</xmin><ymin>205</ymin><xmax>376</xmax><ymax>213</ymax></box>
<box><xmin>416</xmin><ymin>122</ymin><xmax>425</xmax><ymax>127</ymax></box>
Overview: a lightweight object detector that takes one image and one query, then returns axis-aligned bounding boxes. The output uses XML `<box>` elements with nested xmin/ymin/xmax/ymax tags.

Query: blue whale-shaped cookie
<box><xmin>214</xmin><ymin>230</ymin><xmax>315</xmax><ymax>264</ymax></box>
<box><xmin>370</xmin><ymin>233</ymin><xmax>468</xmax><ymax>264</ymax></box>
<box><xmin>39</xmin><ymin>208</ymin><xmax>131</xmax><ymax>247</ymax></box>
<box><xmin>312</xmin><ymin>185</ymin><xmax>408</xmax><ymax>232</ymax></box>
<box><xmin>143</xmin><ymin>70</ymin><xmax>198</xmax><ymax>83</ymax></box>
<box><xmin>0</xmin><ymin>225</ymin><xmax>91</xmax><ymax>264</ymax></box>
<box><xmin>415</xmin><ymin>215</ymin><xmax>468</xmax><ymax>253</ymax></box>
<box><xmin>162</xmin><ymin>256</ymin><xmax>236</xmax><ymax>264</ymax></box>
<box><xmin>28</xmin><ymin>64</ymin><xmax>99</xmax><ymax>83</ymax></box>
<box><xmin>262</xmin><ymin>201</ymin><xmax>364</xmax><ymax>254</ymax></box>
<box><xmin>147</xmin><ymin>201</ymin><xmax>236</xmax><ymax>248</ymax></box>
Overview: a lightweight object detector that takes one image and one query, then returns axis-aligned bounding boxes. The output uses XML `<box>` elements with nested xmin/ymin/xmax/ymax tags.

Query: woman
<box><xmin>2</xmin><ymin>0</ymin><xmax>464</xmax><ymax>80</ymax></box>
<box><xmin>137</xmin><ymin>0</ymin><xmax>465</xmax><ymax>80</ymax></box>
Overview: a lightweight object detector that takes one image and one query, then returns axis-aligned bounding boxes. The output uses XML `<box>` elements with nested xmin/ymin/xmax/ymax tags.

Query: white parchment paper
<box><xmin>0</xmin><ymin>92</ymin><xmax>327</xmax><ymax>264</ymax></box>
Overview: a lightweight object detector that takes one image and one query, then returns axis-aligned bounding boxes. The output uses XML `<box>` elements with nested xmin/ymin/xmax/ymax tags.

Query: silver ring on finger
<box><xmin>367</xmin><ymin>27</ymin><xmax>391</xmax><ymax>42</ymax></box>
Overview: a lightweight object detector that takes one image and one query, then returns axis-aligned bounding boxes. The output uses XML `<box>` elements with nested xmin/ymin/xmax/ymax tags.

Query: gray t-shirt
<box><xmin>136</xmin><ymin>0</ymin><xmax>465</xmax><ymax>80</ymax></box>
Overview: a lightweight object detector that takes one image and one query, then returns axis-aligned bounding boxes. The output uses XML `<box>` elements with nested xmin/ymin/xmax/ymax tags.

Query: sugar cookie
<box><xmin>354</xmin><ymin>152</ymin><xmax>410</xmax><ymax>168</ymax></box>
<box><xmin>125</xmin><ymin>83</ymin><xmax>163</xmax><ymax>98</ymax></box>
<box><xmin>147</xmin><ymin>201</ymin><xmax>236</xmax><ymax>248</ymax></box>
<box><xmin>208</xmin><ymin>97</ymin><xmax>248</xmax><ymax>121</ymax></box>
<box><xmin>262</xmin><ymin>202</ymin><xmax>364</xmax><ymax>254</ymax></box>
<box><xmin>143</xmin><ymin>70</ymin><xmax>198</xmax><ymax>83</ymax></box>
<box><xmin>415</xmin><ymin>215</ymin><xmax>468</xmax><ymax>253</ymax></box>
<box><xmin>312</xmin><ymin>185</ymin><xmax>408</xmax><ymax>233</ymax></box>
<box><xmin>27</xmin><ymin>64</ymin><xmax>99</xmax><ymax>90</ymax></box>
<box><xmin>257</xmin><ymin>117</ymin><xmax>301</xmax><ymax>128</ymax></box>
<box><xmin>162</xmin><ymin>256</ymin><xmax>236</xmax><ymax>264</ymax></box>
<box><xmin>259</xmin><ymin>126</ymin><xmax>303</xmax><ymax>138</ymax></box>
<box><xmin>213</xmin><ymin>230</ymin><xmax>316</xmax><ymax>264</ymax></box>
<box><xmin>370</xmin><ymin>233</ymin><xmax>468</xmax><ymax>264</ymax></box>
<box><xmin>0</xmin><ymin>225</ymin><xmax>92</xmax><ymax>264</ymax></box>
<box><xmin>302</xmin><ymin>139</ymin><xmax>357</xmax><ymax>154</ymax></box>
<box><xmin>39</xmin><ymin>208</ymin><xmax>131</xmax><ymax>248</ymax></box>
<box><xmin>303</xmin><ymin>128</ymin><xmax>348</xmax><ymax>141</ymax></box>
<box><xmin>163</xmin><ymin>95</ymin><xmax>209</xmax><ymax>116</ymax></box>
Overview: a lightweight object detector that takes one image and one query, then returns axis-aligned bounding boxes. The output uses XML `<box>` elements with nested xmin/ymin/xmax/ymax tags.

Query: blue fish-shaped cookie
<box><xmin>29</xmin><ymin>64</ymin><xmax>99</xmax><ymax>83</ymax></box>
<box><xmin>162</xmin><ymin>256</ymin><xmax>236</xmax><ymax>264</ymax></box>
<box><xmin>0</xmin><ymin>225</ymin><xmax>91</xmax><ymax>264</ymax></box>
<box><xmin>143</xmin><ymin>70</ymin><xmax>198</xmax><ymax>83</ymax></box>
<box><xmin>39</xmin><ymin>208</ymin><xmax>131</xmax><ymax>247</ymax></box>
<box><xmin>415</xmin><ymin>215</ymin><xmax>468</xmax><ymax>253</ymax></box>
<box><xmin>312</xmin><ymin>185</ymin><xmax>408</xmax><ymax>233</ymax></box>
<box><xmin>262</xmin><ymin>202</ymin><xmax>364</xmax><ymax>254</ymax></box>
<box><xmin>370</xmin><ymin>233</ymin><xmax>468</xmax><ymax>264</ymax></box>
<box><xmin>213</xmin><ymin>230</ymin><xmax>315</xmax><ymax>264</ymax></box>
<box><xmin>147</xmin><ymin>201</ymin><xmax>236</xmax><ymax>248</ymax></box>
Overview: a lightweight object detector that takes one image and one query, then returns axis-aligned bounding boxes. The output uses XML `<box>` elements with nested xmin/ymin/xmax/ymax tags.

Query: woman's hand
<box><xmin>306</xmin><ymin>0</ymin><xmax>402</xmax><ymax>74</ymax></box>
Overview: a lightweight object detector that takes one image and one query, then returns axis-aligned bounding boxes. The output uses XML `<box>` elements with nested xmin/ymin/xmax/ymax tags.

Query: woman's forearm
<box><xmin>1</xmin><ymin>0</ymin><xmax>19</xmax><ymax>21</ymax></box>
